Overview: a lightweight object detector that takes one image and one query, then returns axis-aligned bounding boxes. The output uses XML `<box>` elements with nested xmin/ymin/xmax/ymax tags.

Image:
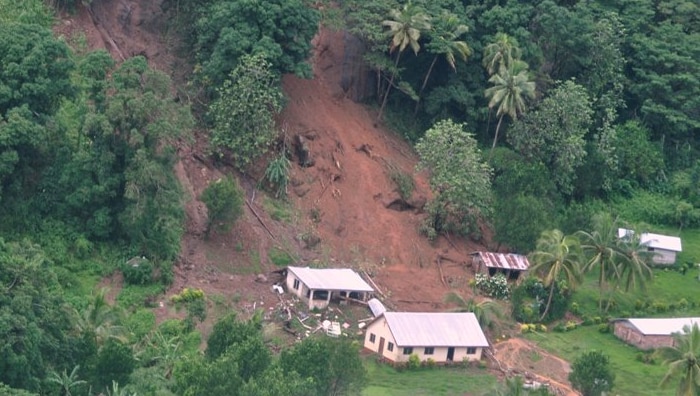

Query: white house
<box><xmin>618</xmin><ymin>228</ymin><xmax>682</xmax><ymax>265</ymax></box>
<box><xmin>285</xmin><ymin>266</ymin><xmax>374</xmax><ymax>310</ymax></box>
<box><xmin>364</xmin><ymin>312</ymin><xmax>489</xmax><ymax>364</ymax></box>
<box><xmin>613</xmin><ymin>317</ymin><xmax>700</xmax><ymax>350</ymax></box>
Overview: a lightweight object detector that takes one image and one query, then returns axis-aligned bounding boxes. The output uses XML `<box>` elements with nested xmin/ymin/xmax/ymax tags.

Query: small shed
<box><xmin>285</xmin><ymin>266</ymin><xmax>374</xmax><ymax>310</ymax></box>
<box><xmin>470</xmin><ymin>251</ymin><xmax>530</xmax><ymax>280</ymax></box>
<box><xmin>364</xmin><ymin>312</ymin><xmax>489</xmax><ymax>364</ymax></box>
<box><xmin>612</xmin><ymin>317</ymin><xmax>700</xmax><ymax>350</ymax></box>
<box><xmin>618</xmin><ymin>228</ymin><xmax>682</xmax><ymax>265</ymax></box>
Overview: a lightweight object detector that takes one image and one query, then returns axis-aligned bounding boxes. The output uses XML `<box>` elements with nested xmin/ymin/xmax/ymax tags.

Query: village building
<box><xmin>612</xmin><ymin>317</ymin><xmax>700</xmax><ymax>350</ymax></box>
<box><xmin>364</xmin><ymin>312</ymin><xmax>489</xmax><ymax>364</ymax></box>
<box><xmin>284</xmin><ymin>266</ymin><xmax>374</xmax><ymax>310</ymax></box>
<box><xmin>470</xmin><ymin>251</ymin><xmax>530</xmax><ymax>280</ymax></box>
<box><xmin>617</xmin><ymin>228</ymin><xmax>682</xmax><ymax>265</ymax></box>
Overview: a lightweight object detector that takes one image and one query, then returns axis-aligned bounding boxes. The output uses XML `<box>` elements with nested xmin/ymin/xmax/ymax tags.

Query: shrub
<box><xmin>389</xmin><ymin>167</ymin><xmax>415</xmax><ymax>201</ymax></box>
<box><xmin>122</xmin><ymin>257</ymin><xmax>154</xmax><ymax>285</ymax></box>
<box><xmin>424</xmin><ymin>358</ymin><xmax>436</xmax><ymax>369</ymax></box>
<box><xmin>264</xmin><ymin>151</ymin><xmax>291</xmax><ymax>198</ymax></box>
<box><xmin>407</xmin><ymin>354</ymin><xmax>421</xmax><ymax>370</ymax></box>
<box><xmin>553</xmin><ymin>323</ymin><xmax>566</xmax><ymax>332</ymax></box>
<box><xmin>201</xmin><ymin>176</ymin><xmax>244</xmax><ymax>234</ymax></box>
<box><xmin>565</xmin><ymin>321</ymin><xmax>577</xmax><ymax>331</ymax></box>
<box><xmin>598</xmin><ymin>323</ymin><xmax>611</xmax><ymax>333</ymax></box>
<box><xmin>474</xmin><ymin>273</ymin><xmax>510</xmax><ymax>299</ymax></box>
<box><xmin>171</xmin><ymin>288</ymin><xmax>205</xmax><ymax>304</ymax></box>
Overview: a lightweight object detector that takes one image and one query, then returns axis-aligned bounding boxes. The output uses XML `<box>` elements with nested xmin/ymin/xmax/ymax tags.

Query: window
<box><xmin>467</xmin><ymin>347</ymin><xmax>477</xmax><ymax>355</ymax></box>
<box><xmin>424</xmin><ymin>347</ymin><xmax>434</xmax><ymax>355</ymax></box>
<box><xmin>293</xmin><ymin>279</ymin><xmax>300</xmax><ymax>290</ymax></box>
<box><xmin>369</xmin><ymin>333</ymin><xmax>376</xmax><ymax>343</ymax></box>
<box><xmin>388</xmin><ymin>342</ymin><xmax>394</xmax><ymax>352</ymax></box>
<box><xmin>403</xmin><ymin>347</ymin><xmax>413</xmax><ymax>355</ymax></box>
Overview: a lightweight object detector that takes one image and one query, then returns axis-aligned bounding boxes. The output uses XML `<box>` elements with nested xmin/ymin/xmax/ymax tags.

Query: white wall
<box><xmin>650</xmin><ymin>249</ymin><xmax>677</xmax><ymax>265</ymax></box>
<box><xmin>364</xmin><ymin>317</ymin><xmax>483</xmax><ymax>363</ymax></box>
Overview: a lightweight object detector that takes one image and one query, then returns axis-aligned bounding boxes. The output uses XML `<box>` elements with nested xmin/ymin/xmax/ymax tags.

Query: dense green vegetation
<box><xmin>2</xmin><ymin>0</ymin><xmax>699</xmax><ymax>394</ymax></box>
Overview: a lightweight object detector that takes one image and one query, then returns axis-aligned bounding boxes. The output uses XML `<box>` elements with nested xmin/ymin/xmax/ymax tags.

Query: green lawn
<box><xmin>525</xmin><ymin>326</ymin><xmax>673</xmax><ymax>395</ymax></box>
<box><xmin>363</xmin><ymin>358</ymin><xmax>498</xmax><ymax>396</ymax></box>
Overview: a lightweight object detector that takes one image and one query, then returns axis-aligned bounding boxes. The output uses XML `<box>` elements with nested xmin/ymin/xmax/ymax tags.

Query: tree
<box><xmin>75</xmin><ymin>288</ymin><xmax>127</xmax><ymax>346</ymax></box>
<box><xmin>205</xmin><ymin>313</ymin><xmax>261</xmax><ymax>361</ymax></box>
<box><xmin>93</xmin><ymin>339</ymin><xmax>136</xmax><ymax>390</ymax></box>
<box><xmin>415</xmin><ymin>119</ymin><xmax>493</xmax><ymax>238</ymax></box>
<box><xmin>414</xmin><ymin>12</ymin><xmax>471</xmax><ymax>115</ymax></box>
<box><xmin>48</xmin><ymin>365</ymin><xmax>86</xmax><ymax>396</ymax></box>
<box><xmin>377</xmin><ymin>0</ymin><xmax>430</xmax><ymax>121</ymax></box>
<box><xmin>657</xmin><ymin>323</ymin><xmax>700</xmax><ymax>396</ymax></box>
<box><xmin>528</xmin><ymin>229</ymin><xmax>583</xmax><ymax>321</ymax></box>
<box><xmin>444</xmin><ymin>292</ymin><xmax>501</xmax><ymax>330</ymax></box>
<box><xmin>508</xmin><ymin>80</ymin><xmax>592</xmax><ymax>195</ymax></box>
<box><xmin>200</xmin><ymin>176</ymin><xmax>245</xmax><ymax>235</ymax></box>
<box><xmin>576</xmin><ymin>213</ymin><xmax>626</xmax><ymax>312</ymax></box>
<box><xmin>208</xmin><ymin>54</ymin><xmax>284</xmax><ymax>169</ymax></box>
<box><xmin>192</xmin><ymin>0</ymin><xmax>320</xmax><ymax>87</ymax></box>
<box><xmin>240</xmin><ymin>366</ymin><xmax>314</xmax><ymax>396</ymax></box>
<box><xmin>616</xmin><ymin>229</ymin><xmax>654</xmax><ymax>294</ymax></box>
<box><xmin>280</xmin><ymin>337</ymin><xmax>367</xmax><ymax>396</ymax></box>
<box><xmin>482</xmin><ymin>33</ymin><xmax>521</xmax><ymax>76</ymax></box>
<box><xmin>568</xmin><ymin>350</ymin><xmax>615</xmax><ymax>396</ymax></box>
<box><xmin>485</xmin><ymin>59</ymin><xmax>536</xmax><ymax>155</ymax></box>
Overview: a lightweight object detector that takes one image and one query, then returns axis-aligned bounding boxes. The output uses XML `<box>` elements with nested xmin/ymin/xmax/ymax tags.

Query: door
<box><xmin>447</xmin><ymin>347</ymin><xmax>455</xmax><ymax>362</ymax></box>
<box><xmin>378</xmin><ymin>337</ymin><xmax>385</xmax><ymax>355</ymax></box>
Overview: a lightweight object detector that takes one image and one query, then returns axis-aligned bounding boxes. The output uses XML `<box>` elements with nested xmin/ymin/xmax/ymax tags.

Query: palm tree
<box><xmin>656</xmin><ymin>323</ymin><xmax>700</xmax><ymax>396</ymax></box>
<box><xmin>616</xmin><ymin>229</ymin><xmax>654</xmax><ymax>293</ymax></box>
<box><xmin>444</xmin><ymin>291</ymin><xmax>502</xmax><ymax>330</ymax></box>
<box><xmin>482</xmin><ymin>33</ymin><xmax>521</xmax><ymax>76</ymax></box>
<box><xmin>484</xmin><ymin>59</ymin><xmax>536</xmax><ymax>155</ymax></box>
<box><xmin>414</xmin><ymin>13</ymin><xmax>471</xmax><ymax>115</ymax></box>
<box><xmin>377</xmin><ymin>0</ymin><xmax>430</xmax><ymax>121</ymax></box>
<box><xmin>76</xmin><ymin>288</ymin><xmax>128</xmax><ymax>345</ymax></box>
<box><xmin>48</xmin><ymin>365</ymin><xmax>86</xmax><ymax>396</ymax></box>
<box><xmin>529</xmin><ymin>229</ymin><xmax>583</xmax><ymax>322</ymax></box>
<box><xmin>576</xmin><ymin>213</ymin><xmax>625</xmax><ymax>312</ymax></box>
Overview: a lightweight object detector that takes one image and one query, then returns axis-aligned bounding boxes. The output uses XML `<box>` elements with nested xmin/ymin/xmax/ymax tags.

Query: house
<box><xmin>617</xmin><ymin>228</ymin><xmax>682</xmax><ymax>265</ymax></box>
<box><xmin>284</xmin><ymin>266</ymin><xmax>374</xmax><ymax>310</ymax></box>
<box><xmin>471</xmin><ymin>251</ymin><xmax>530</xmax><ymax>280</ymax></box>
<box><xmin>364</xmin><ymin>312</ymin><xmax>489</xmax><ymax>364</ymax></box>
<box><xmin>612</xmin><ymin>317</ymin><xmax>700</xmax><ymax>350</ymax></box>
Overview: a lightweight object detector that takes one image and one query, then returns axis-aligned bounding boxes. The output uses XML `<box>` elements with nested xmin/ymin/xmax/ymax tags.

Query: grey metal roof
<box><xmin>471</xmin><ymin>251</ymin><xmax>530</xmax><ymax>271</ymax></box>
<box><xmin>382</xmin><ymin>312</ymin><xmax>489</xmax><ymax>347</ymax></box>
<box><xmin>287</xmin><ymin>266</ymin><xmax>374</xmax><ymax>292</ymax></box>
<box><xmin>619</xmin><ymin>317</ymin><xmax>700</xmax><ymax>335</ymax></box>
<box><xmin>617</xmin><ymin>228</ymin><xmax>682</xmax><ymax>252</ymax></box>
<box><xmin>368</xmin><ymin>298</ymin><xmax>387</xmax><ymax>317</ymax></box>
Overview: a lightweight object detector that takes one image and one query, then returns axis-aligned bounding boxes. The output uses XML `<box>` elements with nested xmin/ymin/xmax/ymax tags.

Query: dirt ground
<box><xmin>55</xmin><ymin>1</ymin><xmax>576</xmax><ymax>394</ymax></box>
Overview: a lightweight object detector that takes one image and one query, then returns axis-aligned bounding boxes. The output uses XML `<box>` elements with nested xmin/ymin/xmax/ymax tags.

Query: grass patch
<box><xmin>117</xmin><ymin>283</ymin><xmax>165</xmax><ymax>309</ymax></box>
<box><xmin>363</xmin><ymin>358</ymin><xmax>498</xmax><ymax>396</ymax></box>
<box><xmin>269</xmin><ymin>246</ymin><xmax>294</xmax><ymax>267</ymax></box>
<box><xmin>262</xmin><ymin>197</ymin><xmax>293</xmax><ymax>223</ymax></box>
<box><xmin>525</xmin><ymin>326</ymin><xmax>673</xmax><ymax>395</ymax></box>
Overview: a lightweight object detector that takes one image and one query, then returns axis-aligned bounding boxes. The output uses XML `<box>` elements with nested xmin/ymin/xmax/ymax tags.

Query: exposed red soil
<box><xmin>55</xmin><ymin>1</ymin><xmax>576</xmax><ymax>392</ymax></box>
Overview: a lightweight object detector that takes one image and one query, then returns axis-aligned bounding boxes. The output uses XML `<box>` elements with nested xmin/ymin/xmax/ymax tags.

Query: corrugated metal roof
<box><xmin>618</xmin><ymin>228</ymin><xmax>683</xmax><ymax>252</ymax></box>
<box><xmin>471</xmin><ymin>251</ymin><xmax>530</xmax><ymax>271</ymax></box>
<box><xmin>368</xmin><ymin>298</ymin><xmax>387</xmax><ymax>317</ymax></box>
<box><xmin>287</xmin><ymin>266</ymin><xmax>374</xmax><ymax>292</ymax></box>
<box><xmin>622</xmin><ymin>317</ymin><xmax>700</xmax><ymax>335</ymax></box>
<box><xmin>382</xmin><ymin>312</ymin><xmax>489</xmax><ymax>347</ymax></box>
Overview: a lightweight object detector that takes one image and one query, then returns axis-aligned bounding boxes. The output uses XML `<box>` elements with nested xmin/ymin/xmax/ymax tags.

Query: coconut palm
<box><xmin>656</xmin><ymin>323</ymin><xmax>700</xmax><ymax>396</ymax></box>
<box><xmin>529</xmin><ymin>229</ymin><xmax>583</xmax><ymax>321</ymax></box>
<box><xmin>616</xmin><ymin>229</ymin><xmax>654</xmax><ymax>293</ymax></box>
<box><xmin>414</xmin><ymin>13</ymin><xmax>471</xmax><ymax>115</ymax></box>
<box><xmin>76</xmin><ymin>288</ymin><xmax>128</xmax><ymax>345</ymax></box>
<box><xmin>576</xmin><ymin>213</ymin><xmax>625</xmax><ymax>312</ymax></box>
<box><xmin>48</xmin><ymin>365</ymin><xmax>86</xmax><ymax>396</ymax></box>
<box><xmin>483</xmin><ymin>33</ymin><xmax>521</xmax><ymax>76</ymax></box>
<box><xmin>484</xmin><ymin>59</ymin><xmax>536</xmax><ymax>155</ymax></box>
<box><xmin>444</xmin><ymin>291</ymin><xmax>502</xmax><ymax>330</ymax></box>
<box><xmin>377</xmin><ymin>0</ymin><xmax>431</xmax><ymax>121</ymax></box>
